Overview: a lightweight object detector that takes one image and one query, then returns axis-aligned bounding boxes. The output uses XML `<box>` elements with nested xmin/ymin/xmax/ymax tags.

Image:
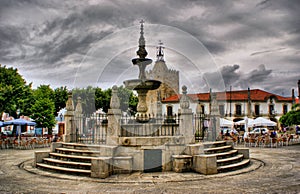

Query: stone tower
<box><xmin>146</xmin><ymin>41</ymin><xmax>179</xmax><ymax>115</ymax></box>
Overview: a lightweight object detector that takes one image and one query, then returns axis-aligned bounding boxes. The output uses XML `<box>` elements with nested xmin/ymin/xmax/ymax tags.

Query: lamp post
<box><xmin>16</xmin><ymin>109</ymin><xmax>21</xmax><ymax>145</ymax></box>
<box><xmin>16</xmin><ymin>109</ymin><xmax>20</xmax><ymax>118</ymax></box>
<box><xmin>59</xmin><ymin>113</ymin><xmax>63</xmax><ymax>122</ymax></box>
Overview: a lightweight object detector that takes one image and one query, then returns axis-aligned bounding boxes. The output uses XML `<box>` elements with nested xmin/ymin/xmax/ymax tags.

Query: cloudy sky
<box><xmin>1</xmin><ymin>0</ymin><xmax>300</xmax><ymax>97</ymax></box>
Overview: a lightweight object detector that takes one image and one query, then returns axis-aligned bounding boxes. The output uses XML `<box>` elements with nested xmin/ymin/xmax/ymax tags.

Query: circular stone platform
<box><xmin>21</xmin><ymin>158</ymin><xmax>263</xmax><ymax>183</ymax></box>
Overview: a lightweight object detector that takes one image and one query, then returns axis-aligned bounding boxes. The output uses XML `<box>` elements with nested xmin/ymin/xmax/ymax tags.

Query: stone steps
<box><xmin>50</xmin><ymin>152</ymin><xmax>95</xmax><ymax>161</ymax></box>
<box><xmin>217</xmin><ymin>154</ymin><xmax>244</xmax><ymax>166</ymax></box>
<box><xmin>196</xmin><ymin>141</ymin><xmax>250</xmax><ymax>174</ymax></box>
<box><xmin>61</xmin><ymin>143</ymin><xmax>101</xmax><ymax>150</ymax></box>
<box><xmin>56</xmin><ymin>147</ymin><xmax>101</xmax><ymax>156</ymax></box>
<box><xmin>36</xmin><ymin>162</ymin><xmax>91</xmax><ymax>174</ymax></box>
<box><xmin>203</xmin><ymin>141</ymin><xmax>227</xmax><ymax>148</ymax></box>
<box><xmin>43</xmin><ymin>158</ymin><xmax>91</xmax><ymax>169</ymax></box>
<box><xmin>205</xmin><ymin>149</ymin><xmax>238</xmax><ymax>159</ymax></box>
<box><xmin>217</xmin><ymin>159</ymin><xmax>250</xmax><ymax>172</ymax></box>
<box><xmin>204</xmin><ymin>145</ymin><xmax>232</xmax><ymax>154</ymax></box>
<box><xmin>35</xmin><ymin>143</ymin><xmax>132</xmax><ymax>178</ymax></box>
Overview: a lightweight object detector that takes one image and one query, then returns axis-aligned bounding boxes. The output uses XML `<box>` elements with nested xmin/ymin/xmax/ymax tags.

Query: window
<box><xmin>167</xmin><ymin>106</ymin><xmax>173</xmax><ymax>116</ymax></box>
<box><xmin>269</xmin><ymin>104</ymin><xmax>274</xmax><ymax>115</ymax></box>
<box><xmin>219</xmin><ymin>105</ymin><xmax>225</xmax><ymax>116</ymax></box>
<box><xmin>255</xmin><ymin>104</ymin><xmax>260</xmax><ymax>116</ymax></box>
<box><xmin>283</xmin><ymin>104</ymin><xmax>288</xmax><ymax>114</ymax></box>
<box><xmin>235</xmin><ymin>104</ymin><xmax>242</xmax><ymax>116</ymax></box>
<box><xmin>201</xmin><ymin>105</ymin><xmax>205</xmax><ymax>114</ymax></box>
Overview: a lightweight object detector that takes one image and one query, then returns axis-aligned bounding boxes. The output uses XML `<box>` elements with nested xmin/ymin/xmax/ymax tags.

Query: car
<box><xmin>249</xmin><ymin>128</ymin><xmax>269</xmax><ymax>135</ymax></box>
<box><xmin>2</xmin><ymin>130</ymin><xmax>12</xmax><ymax>136</ymax></box>
<box><xmin>221</xmin><ymin>127</ymin><xmax>231</xmax><ymax>134</ymax></box>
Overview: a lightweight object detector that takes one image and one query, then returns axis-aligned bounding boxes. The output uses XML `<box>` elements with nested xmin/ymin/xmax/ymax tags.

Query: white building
<box><xmin>161</xmin><ymin>88</ymin><xmax>294</xmax><ymax>125</ymax></box>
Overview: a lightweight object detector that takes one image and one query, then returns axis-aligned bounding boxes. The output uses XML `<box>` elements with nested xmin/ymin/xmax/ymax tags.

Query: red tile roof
<box><xmin>162</xmin><ymin>89</ymin><xmax>293</xmax><ymax>103</ymax></box>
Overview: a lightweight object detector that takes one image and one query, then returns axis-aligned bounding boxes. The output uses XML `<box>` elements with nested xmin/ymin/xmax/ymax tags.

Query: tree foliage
<box><xmin>117</xmin><ymin>86</ymin><xmax>138</xmax><ymax>114</ymax></box>
<box><xmin>31</xmin><ymin>85</ymin><xmax>56</xmax><ymax>134</ymax></box>
<box><xmin>72</xmin><ymin>86</ymin><xmax>138</xmax><ymax>114</ymax></box>
<box><xmin>31</xmin><ymin>98</ymin><xmax>56</xmax><ymax>134</ymax></box>
<box><xmin>72</xmin><ymin>86</ymin><xmax>96</xmax><ymax>115</ymax></box>
<box><xmin>54</xmin><ymin>86</ymin><xmax>68</xmax><ymax>115</ymax></box>
<box><xmin>95</xmin><ymin>87</ymin><xmax>111</xmax><ymax>113</ymax></box>
<box><xmin>0</xmin><ymin>65</ymin><xmax>34</xmax><ymax>118</ymax></box>
<box><xmin>279</xmin><ymin>104</ymin><xmax>300</xmax><ymax>126</ymax></box>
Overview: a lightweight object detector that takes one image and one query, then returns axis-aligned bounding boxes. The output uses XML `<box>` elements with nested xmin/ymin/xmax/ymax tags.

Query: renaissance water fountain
<box><xmin>33</xmin><ymin>20</ymin><xmax>250</xmax><ymax>178</ymax></box>
<box><xmin>123</xmin><ymin>20</ymin><xmax>161</xmax><ymax>122</ymax></box>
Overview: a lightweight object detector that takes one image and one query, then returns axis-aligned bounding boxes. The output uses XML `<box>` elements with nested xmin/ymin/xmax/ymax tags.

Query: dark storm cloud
<box><xmin>220</xmin><ymin>64</ymin><xmax>240</xmax><ymax>87</ymax></box>
<box><xmin>250</xmin><ymin>48</ymin><xmax>286</xmax><ymax>56</ymax></box>
<box><xmin>206</xmin><ymin>64</ymin><xmax>273</xmax><ymax>91</ymax></box>
<box><xmin>0</xmin><ymin>0</ymin><xmax>299</xmax><ymax>94</ymax></box>
<box><xmin>246</xmin><ymin>64</ymin><xmax>272</xmax><ymax>84</ymax></box>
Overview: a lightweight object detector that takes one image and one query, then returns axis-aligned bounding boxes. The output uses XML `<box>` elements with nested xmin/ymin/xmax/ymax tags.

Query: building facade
<box><xmin>162</xmin><ymin>88</ymin><xmax>294</xmax><ymax>124</ymax></box>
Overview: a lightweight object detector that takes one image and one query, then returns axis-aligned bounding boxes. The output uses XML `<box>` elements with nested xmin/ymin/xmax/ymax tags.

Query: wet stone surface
<box><xmin>0</xmin><ymin>144</ymin><xmax>299</xmax><ymax>193</ymax></box>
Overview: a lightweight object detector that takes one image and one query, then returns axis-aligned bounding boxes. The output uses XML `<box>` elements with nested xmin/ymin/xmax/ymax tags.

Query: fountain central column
<box><xmin>137</xmin><ymin>89</ymin><xmax>148</xmax><ymax>113</ymax></box>
<box><xmin>124</xmin><ymin>20</ymin><xmax>161</xmax><ymax>122</ymax></box>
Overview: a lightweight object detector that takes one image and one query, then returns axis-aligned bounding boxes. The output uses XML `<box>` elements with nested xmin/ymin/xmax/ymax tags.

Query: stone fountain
<box><xmin>123</xmin><ymin>20</ymin><xmax>161</xmax><ymax>122</ymax></box>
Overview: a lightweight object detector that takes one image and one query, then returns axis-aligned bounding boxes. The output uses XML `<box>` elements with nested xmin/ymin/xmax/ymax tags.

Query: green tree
<box><xmin>279</xmin><ymin>104</ymin><xmax>300</xmax><ymax>126</ymax></box>
<box><xmin>0</xmin><ymin>65</ymin><xmax>34</xmax><ymax>118</ymax></box>
<box><xmin>31</xmin><ymin>85</ymin><xmax>56</xmax><ymax>135</ymax></box>
<box><xmin>54</xmin><ymin>86</ymin><xmax>68</xmax><ymax>115</ymax></box>
<box><xmin>31</xmin><ymin>98</ymin><xmax>56</xmax><ymax>134</ymax></box>
<box><xmin>33</xmin><ymin>85</ymin><xmax>54</xmax><ymax>101</ymax></box>
<box><xmin>72</xmin><ymin>86</ymin><xmax>96</xmax><ymax>115</ymax></box>
<box><xmin>95</xmin><ymin>87</ymin><xmax>111</xmax><ymax>113</ymax></box>
<box><xmin>94</xmin><ymin>86</ymin><xmax>138</xmax><ymax>114</ymax></box>
<box><xmin>117</xmin><ymin>86</ymin><xmax>138</xmax><ymax>114</ymax></box>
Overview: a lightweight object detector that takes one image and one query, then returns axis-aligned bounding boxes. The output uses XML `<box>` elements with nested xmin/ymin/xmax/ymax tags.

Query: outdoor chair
<box><xmin>249</xmin><ymin>136</ymin><xmax>256</xmax><ymax>147</ymax></box>
<box><xmin>271</xmin><ymin>138</ymin><xmax>278</xmax><ymax>148</ymax></box>
<box><xmin>256</xmin><ymin>136</ymin><xmax>263</xmax><ymax>147</ymax></box>
<box><xmin>263</xmin><ymin>136</ymin><xmax>271</xmax><ymax>148</ymax></box>
<box><xmin>244</xmin><ymin>137</ymin><xmax>250</xmax><ymax>147</ymax></box>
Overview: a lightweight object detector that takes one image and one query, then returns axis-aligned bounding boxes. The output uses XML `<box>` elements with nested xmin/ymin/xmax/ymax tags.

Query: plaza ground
<box><xmin>0</xmin><ymin>144</ymin><xmax>299</xmax><ymax>193</ymax></box>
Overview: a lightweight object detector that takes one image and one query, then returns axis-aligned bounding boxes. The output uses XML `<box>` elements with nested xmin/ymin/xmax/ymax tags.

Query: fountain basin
<box><xmin>124</xmin><ymin>79</ymin><xmax>161</xmax><ymax>90</ymax></box>
<box><xmin>132</xmin><ymin>58</ymin><xmax>152</xmax><ymax>65</ymax></box>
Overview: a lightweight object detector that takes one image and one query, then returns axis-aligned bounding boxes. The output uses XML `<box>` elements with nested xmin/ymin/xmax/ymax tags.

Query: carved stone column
<box><xmin>208</xmin><ymin>93</ymin><xmax>220</xmax><ymax>141</ymax></box>
<box><xmin>178</xmin><ymin>85</ymin><xmax>194</xmax><ymax>144</ymax></box>
<box><xmin>75</xmin><ymin>97</ymin><xmax>83</xmax><ymax>134</ymax></box>
<box><xmin>107</xmin><ymin>85</ymin><xmax>121</xmax><ymax>145</ymax></box>
<box><xmin>63</xmin><ymin>91</ymin><xmax>75</xmax><ymax>142</ymax></box>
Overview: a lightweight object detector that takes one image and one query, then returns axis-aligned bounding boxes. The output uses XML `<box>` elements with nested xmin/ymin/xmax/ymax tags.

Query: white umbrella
<box><xmin>235</xmin><ymin>118</ymin><xmax>254</xmax><ymax>125</ymax></box>
<box><xmin>220</xmin><ymin>118</ymin><xmax>234</xmax><ymax>127</ymax></box>
<box><xmin>248</xmin><ymin>117</ymin><xmax>277</xmax><ymax>127</ymax></box>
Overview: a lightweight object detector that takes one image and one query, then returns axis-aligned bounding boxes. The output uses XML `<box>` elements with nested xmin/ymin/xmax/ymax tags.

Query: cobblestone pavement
<box><xmin>0</xmin><ymin>145</ymin><xmax>299</xmax><ymax>193</ymax></box>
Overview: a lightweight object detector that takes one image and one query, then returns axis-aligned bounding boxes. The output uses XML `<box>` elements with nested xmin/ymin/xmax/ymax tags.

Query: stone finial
<box><xmin>110</xmin><ymin>85</ymin><xmax>120</xmax><ymax>109</ymax></box>
<box><xmin>136</xmin><ymin>19</ymin><xmax>148</xmax><ymax>59</ymax></box>
<box><xmin>211</xmin><ymin>93</ymin><xmax>219</xmax><ymax>115</ymax></box>
<box><xmin>180</xmin><ymin>85</ymin><xmax>190</xmax><ymax>109</ymax></box>
<box><xmin>66</xmin><ymin>91</ymin><xmax>74</xmax><ymax>111</ymax></box>
<box><xmin>156</xmin><ymin>40</ymin><xmax>164</xmax><ymax>61</ymax></box>
<box><xmin>75</xmin><ymin>96</ymin><xmax>83</xmax><ymax>114</ymax></box>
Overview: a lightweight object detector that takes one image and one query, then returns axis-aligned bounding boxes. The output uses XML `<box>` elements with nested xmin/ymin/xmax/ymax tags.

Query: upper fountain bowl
<box><xmin>132</xmin><ymin>58</ymin><xmax>152</xmax><ymax>65</ymax></box>
<box><xmin>124</xmin><ymin>79</ymin><xmax>161</xmax><ymax>91</ymax></box>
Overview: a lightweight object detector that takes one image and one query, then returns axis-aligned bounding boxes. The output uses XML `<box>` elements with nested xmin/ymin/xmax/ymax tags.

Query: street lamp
<box><xmin>59</xmin><ymin>113</ymin><xmax>63</xmax><ymax>122</ymax></box>
<box><xmin>16</xmin><ymin>109</ymin><xmax>20</xmax><ymax>118</ymax></box>
<box><xmin>16</xmin><ymin>108</ymin><xmax>21</xmax><ymax>144</ymax></box>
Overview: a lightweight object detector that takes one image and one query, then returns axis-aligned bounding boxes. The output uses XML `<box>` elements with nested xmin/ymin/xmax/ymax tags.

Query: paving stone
<box><xmin>0</xmin><ymin>145</ymin><xmax>299</xmax><ymax>193</ymax></box>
